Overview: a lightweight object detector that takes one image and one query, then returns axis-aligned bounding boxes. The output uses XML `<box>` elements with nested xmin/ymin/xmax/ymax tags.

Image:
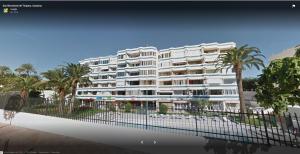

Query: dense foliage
<box><xmin>159</xmin><ymin>104</ymin><xmax>168</xmax><ymax>114</ymax></box>
<box><xmin>191</xmin><ymin>99</ymin><xmax>211</xmax><ymax>110</ymax></box>
<box><xmin>0</xmin><ymin>63</ymin><xmax>90</xmax><ymax>114</ymax></box>
<box><xmin>242</xmin><ymin>78</ymin><xmax>257</xmax><ymax>91</ymax></box>
<box><xmin>124</xmin><ymin>102</ymin><xmax>132</xmax><ymax>113</ymax></box>
<box><xmin>256</xmin><ymin>55</ymin><xmax>300</xmax><ymax>114</ymax></box>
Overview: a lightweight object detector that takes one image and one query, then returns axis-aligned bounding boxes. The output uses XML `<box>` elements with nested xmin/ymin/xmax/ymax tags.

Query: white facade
<box><xmin>76</xmin><ymin>42</ymin><xmax>240</xmax><ymax>111</ymax></box>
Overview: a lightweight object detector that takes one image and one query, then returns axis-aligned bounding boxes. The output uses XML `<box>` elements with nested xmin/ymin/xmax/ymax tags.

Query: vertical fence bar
<box><xmin>274</xmin><ymin>114</ymin><xmax>281</xmax><ymax>146</ymax></box>
<box><xmin>257</xmin><ymin>111</ymin><xmax>265</xmax><ymax>144</ymax></box>
<box><xmin>195</xmin><ymin>107</ymin><xmax>199</xmax><ymax>136</ymax></box>
<box><xmin>242</xmin><ymin>112</ymin><xmax>248</xmax><ymax>143</ymax></box>
<box><xmin>246</xmin><ymin>113</ymin><xmax>252</xmax><ymax>143</ymax></box>
<box><xmin>146</xmin><ymin>102</ymin><xmax>148</xmax><ymax>130</ymax></box>
<box><xmin>284</xmin><ymin>112</ymin><xmax>293</xmax><ymax>147</ymax></box>
<box><xmin>262</xmin><ymin>111</ymin><xmax>270</xmax><ymax>145</ymax></box>
<box><xmin>225</xmin><ymin>111</ymin><xmax>231</xmax><ymax>141</ymax></box>
<box><xmin>267</xmin><ymin>112</ymin><xmax>275</xmax><ymax>145</ymax></box>
<box><xmin>217</xmin><ymin>111</ymin><xmax>221</xmax><ymax>139</ymax></box>
<box><xmin>239</xmin><ymin>112</ymin><xmax>245</xmax><ymax>143</ymax></box>
<box><xmin>294</xmin><ymin>113</ymin><xmax>300</xmax><ymax>147</ymax></box>
<box><xmin>252</xmin><ymin>111</ymin><xmax>259</xmax><ymax>144</ymax></box>
<box><xmin>279</xmin><ymin>114</ymin><xmax>288</xmax><ymax>146</ymax></box>
<box><xmin>289</xmin><ymin>112</ymin><xmax>298</xmax><ymax>147</ymax></box>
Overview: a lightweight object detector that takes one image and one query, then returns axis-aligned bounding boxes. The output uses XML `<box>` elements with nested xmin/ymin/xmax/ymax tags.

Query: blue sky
<box><xmin>0</xmin><ymin>3</ymin><xmax>300</xmax><ymax>78</ymax></box>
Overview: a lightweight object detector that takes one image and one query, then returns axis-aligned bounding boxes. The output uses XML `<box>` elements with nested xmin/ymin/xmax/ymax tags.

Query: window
<box><xmin>173</xmin><ymin>71</ymin><xmax>187</xmax><ymax>75</ymax></box>
<box><xmin>141</xmin><ymin>60</ymin><xmax>155</xmax><ymax>66</ymax></box>
<box><xmin>77</xmin><ymin>91</ymin><xmax>82</xmax><ymax>95</ymax></box>
<box><xmin>206</xmin><ymin>69</ymin><xmax>218</xmax><ymax>74</ymax></box>
<box><xmin>129</xmin><ymin>72</ymin><xmax>139</xmax><ymax>76</ymax></box>
<box><xmin>160</xmin><ymin>81</ymin><xmax>172</xmax><ymax>85</ymax></box>
<box><xmin>92</xmin><ymin>91</ymin><xmax>97</xmax><ymax>95</ymax></box>
<box><xmin>141</xmin><ymin>52</ymin><xmax>155</xmax><ymax>56</ymax></box>
<box><xmin>159</xmin><ymin>52</ymin><xmax>171</xmax><ymax>59</ymax></box>
<box><xmin>174</xmin><ymin>90</ymin><xmax>188</xmax><ymax>95</ymax></box>
<box><xmin>118</xmin><ymin>63</ymin><xmax>126</xmax><ymax>68</ymax></box>
<box><xmin>190</xmin><ymin>70</ymin><xmax>203</xmax><ymax>74</ymax></box>
<box><xmin>173</xmin><ymin>80</ymin><xmax>186</xmax><ymax>85</ymax></box>
<box><xmin>141</xmin><ymin>90</ymin><xmax>155</xmax><ymax>95</ymax></box>
<box><xmin>94</xmin><ymin>61</ymin><xmax>99</xmax><ymax>65</ymax></box>
<box><xmin>209</xmin><ymin>90</ymin><xmax>223</xmax><ymax>95</ymax></box>
<box><xmin>98</xmin><ymin>60</ymin><xmax>109</xmax><ymax>64</ymax></box>
<box><xmin>192</xmin><ymin>89</ymin><xmax>207</xmax><ymax>95</ymax></box>
<box><xmin>173</xmin><ymin>62</ymin><xmax>186</xmax><ymax>66</ymax></box>
<box><xmin>90</xmin><ymin>76</ymin><xmax>98</xmax><ymax>80</ymax></box>
<box><xmin>101</xmin><ymin>75</ymin><xmax>108</xmax><ymax>79</ymax></box>
<box><xmin>118</xmin><ymin>54</ymin><xmax>125</xmax><ymax>59</ymax></box>
<box><xmin>224</xmin><ymin>89</ymin><xmax>237</xmax><ymax>95</ymax></box>
<box><xmin>189</xmin><ymin>80</ymin><xmax>204</xmax><ymax>84</ymax></box>
<box><xmin>188</xmin><ymin>60</ymin><xmax>203</xmax><ymax>65</ymax></box>
<box><xmin>140</xmin><ymin>70</ymin><xmax>155</xmax><ymax>75</ymax></box>
<box><xmin>117</xmin><ymin>72</ymin><xmax>125</xmax><ymax>77</ymax></box>
<box><xmin>159</xmin><ymin>92</ymin><xmax>172</xmax><ymax>95</ymax></box>
<box><xmin>159</xmin><ymin>72</ymin><xmax>171</xmax><ymax>76</ymax></box>
<box><xmin>101</xmin><ymin>83</ymin><xmax>108</xmax><ymax>87</ymax></box>
<box><xmin>224</xmin><ymin>79</ymin><xmax>236</xmax><ymax>84</ymax></box>
<box><xmin>128</xmin><ymin>81</ymin><xmax>139</xmax><ymax>85</ymax></box>
<box><xmin>204</xmin><ymin>49</ymin><xmax>217</xmax><ymax>54</ymax></box>
<box><xmin>117</xmin><ymin>91</ymin><xmax>126</xmax><ymax>95</ymax></box>
<box><xmin>160</xmin><ymin>61</ymin><xmax>170</xmax><ymax>67</ymax></box>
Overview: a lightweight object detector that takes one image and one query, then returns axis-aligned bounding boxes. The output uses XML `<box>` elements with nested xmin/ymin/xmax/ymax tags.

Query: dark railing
<box><xmin>1</xmin><ymin>99</ymin><xmax>300</xmax><ymax>148</ymax></box>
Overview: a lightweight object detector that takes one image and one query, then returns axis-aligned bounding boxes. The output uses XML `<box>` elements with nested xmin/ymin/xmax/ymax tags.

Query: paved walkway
<box><xmin>1</xmin><ymin>109</ymin><xmax>300</xmax><ymax>154</ymax></box>
<box><xmin>0</xmin><ymin>123</ymin><xmax>145</xmax><ymax>154</ymax></box>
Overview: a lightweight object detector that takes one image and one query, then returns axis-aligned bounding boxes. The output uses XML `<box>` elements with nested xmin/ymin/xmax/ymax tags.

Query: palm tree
<box><xmin>0</xmin><ymin>66</ymin><xmax>12</xmax><ymax>77</ymax></box>
<box><xmin>65</xmin><ymin>63</ymin><xmax>90</xmax><ymax>113</ymax></box>
<box><xmin>216</xmin><ymin>45</ymin><xmax>265</xmax><ymax>114</ymax></box>
<box><xmin>42</xmin><ymin>68</ymin><xmax>70</xmax><ymax>114</ymax></box>
<box><xmin>11</xmin><ymin>76</ymin><xmax>40</xmax><ymax>105</ymax></box>
<box><xmin>15</xmin><ymin>63</ymin><xmax>37</xmax><ymax>77</ymax></box>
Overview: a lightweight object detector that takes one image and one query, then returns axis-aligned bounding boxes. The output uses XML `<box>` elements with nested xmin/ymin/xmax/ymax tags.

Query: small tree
<box><xmin>159</xmin><ymin>104</ymin><xmax>168</xmax><ymax>114</ymax></box>
<box><xmin>256</xmin><ymin>56</ymin><xmax>300</xmax><ymax>115</ymax></box>
<box><xmin>242</xmin><ymin>78</ymin><xmax>257</xmax><ymax>91</ymax></box>
<box><xmin>192</xmin><ymin>99</ymin><xmax>210</xmax><ymax>110</ymax></box>
<box><xmin>108</xmin><ymin>103</ymin><xmax>116</xmax><ymax>112</ymax></box>
<box><xmin>125</xmin><ymin>102</ymin><xmax>132</xmax><ymax>113</ymax></box>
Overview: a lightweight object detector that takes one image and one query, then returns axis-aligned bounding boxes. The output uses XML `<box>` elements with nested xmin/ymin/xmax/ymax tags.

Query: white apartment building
<box><xmin>76</xmin><ymin>42</ymin><xmax>240</xmax><ymax>111</ymax></box>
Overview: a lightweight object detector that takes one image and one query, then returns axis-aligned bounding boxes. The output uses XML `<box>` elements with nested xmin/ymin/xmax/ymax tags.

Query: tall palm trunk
<box><xmin>68</xmin><ymin>81</ymin><xmax>77</xmax><ymax>114</ymax></box>
<box><xmin>235</xmin><ymin>67</ymin><xmax>246</xmax><ymax>119</ymax></box>
<box><xmin>59</xmin><ymin>90</ymin><xmax>65</xmax><ymax>114</ymax></box>
<box><xmin>20</xmin><ymin>88</ymin><xmax>28</xmax><ymax>107</ymax></box>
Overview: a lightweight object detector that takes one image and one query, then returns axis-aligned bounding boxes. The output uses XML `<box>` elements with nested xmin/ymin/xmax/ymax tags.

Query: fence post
<box><xmin>146</xmin><ymin>101</ymin><xmax>148</xmax><ymax>130</ymax></box>
<box><xmin>195</xmin><ymin>107</ymin><xmax>199</xmax><ymax>136</ymax></box>
<box><xmin>261</xmin><ymin>111</ymin><xmax>270</xmax><ymax>145</ymax></box>
<box><xmin>294</xmin><ymin>113</ymin><xmax>300</xmax><ymax>147</ymax></box>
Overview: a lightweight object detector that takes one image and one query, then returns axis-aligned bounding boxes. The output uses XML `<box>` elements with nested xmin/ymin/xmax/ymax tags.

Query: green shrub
<box><xmin>108</xmin><ymin>103</ymin><xmax>116</xmax><ymax>112</ymax></box>
<box><xmin>125</xmin><ymin>102</ymin><xmax>132</xmax><ymax>113</ymax></box>
<box><xmin>159</xmin><ymin>104</ymin><xmax>168</xmax><ymax>114</ymax></box>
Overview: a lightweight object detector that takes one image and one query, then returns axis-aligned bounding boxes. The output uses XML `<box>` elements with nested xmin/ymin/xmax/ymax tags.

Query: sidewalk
<box><xmin>0</xmin><ymin>123</ymin><xmax>145</xmax><ymax>154</ymax></box>
<box><xmin>1</xmin><ymin>109</ymin><xmax>300</xmax><ymax>154</ymax></box>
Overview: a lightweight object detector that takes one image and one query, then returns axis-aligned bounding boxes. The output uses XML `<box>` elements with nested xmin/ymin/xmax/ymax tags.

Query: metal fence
<box><xmin>1</xmin><ymin>99</ymin><xmax>300</xmax><ymax>148</ymax></box>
